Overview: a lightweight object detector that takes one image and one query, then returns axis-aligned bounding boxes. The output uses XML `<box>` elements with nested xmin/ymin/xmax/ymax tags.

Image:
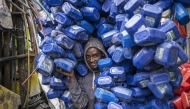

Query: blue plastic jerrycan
<box><xmin>145</xmin><ymin>99</ymin><xmax>165</xmax><ymax>109</ymax></box>
<box><xmin>54</xmin><ymin>12</ymin><xmax>74</xmax><ymax>27</ymax></box>
<box><xmin>109</xmin><ymin>67</ymin><xmax>126</xmax><ymax>82</ymax></box>
<box><xmin>119</xmin><ymin>102</ymin><xmax>132</xmax><ymax>109</ymax></box>
<box><xmin>153</xmin><ymin>0</ymin><xmax>173</xmax><ymax>11</ymax></box>
<box><xmin>94</xmin><ymin>88</ymin><xmax>119</xmax><ymax>103</ymax></box>
<box><xmin>75</xmin><ymin>62</ymin><xmax>88</xmax><ymax>76</ymax></box>
<box><xmin>133</xmin><ymin>46</ymin><xmax>156</xmax><ymax>69</ymax></box>
<box><xmin>62</xmin><ymin>2</ymin><xmax>83</xmax><ymax>21</ymax></box>
<box><xmin>154</xmin><ymin>41</ymin><xmax>179</xmax><ymax>67</ymax></box>
<box><xmin>172</xmin><ymin>2</ymin><xmax>190</xmax><ymax>25</ymax></box>
<box><xmin>60</xmin><ymin>90</ymin><xmax>72</xmax><ymax>103</ymax></box>
<box><xmin>84</xmin><ymin>0</ymin><xmax>102</xmax><ymax>12</ymax></box>
<box><xmin>42</xmin><ymin>43</ymin><xmax>66</xmax><ymax>58</ymax></box>
<box><xmin>66</xmin><ymin>0</ymin><xmax>84</xmax><ymax>7</ymax></box>
<box><xmin>107</xmin><ymin>45</ymin><xmax>118</xmax><ymax>57</ymax></box>
<box><xmin>98</xmin><ymin>58</ymin><xmax>113</xmax><ymax>72</ymax></box>
<box><xmin>64</xmin><ymin>25</ymin><xmax>87</xmax><ymax>40</ymax></box>
<box><xmin>65</xmin><ymin>50</ymin><xmax>77</xmax><ymax>63</ymax></box>
<box><xmin>54</xmin><ymin>58</ymin><xmax>75</xmax><ymax>73</ymax></box>
<box><xmin>50</xmin><ymin>6</ymin><xmax>63</xmax><ymax>17</ymax></box>
<box><xmin>77</xmin><ymin>20</ymin><xmax>95</xmax><ymax>35</ymax></box>
<box><xmin>123</xmin><ymin>47</ymin><xmax>133</xmax><ymax>59</ymax></box>
<box><xmin>111</xmin><ymin>33</ymin><xmax>122</xmax><ymax>46</ymax></box>
<box><xmin>80</xmin><ymin>7</ymin><xmax>100</xmax><ymax>21</ymax></box>
<box><xmin>94</xmin><ymin>102</ymin><xmax>108</xmax><ymax>109</ymax></box>
<box><xmin>36</xmin><ymin>55</ymin><xmax>54</xmax><ymax>76</ymax></box>
<box><xmin>51</xmin><ymin>29</ymin><xmax>63</xmax><ymax>38</ymax></box>
<box><xmin>125</xmin><ymin>14</ymin><xmax>148</xmax><ymax>36</ymax></box>
<box><xmin>146</xmin><ymin>80</ymin><xmax>172</xmax><ymax>99</ymax></box>
<box><xmin>39</xmin><ymin>27</ymin><xmax>52</xmax><ymax>40</ymax></box>
<box><xmin>134</xmin><ymin>71</ymin><xmax>150</xmax><ymax>88</ymax></box>
<box><xmin>39</xmin><ymin>36</ymin><xmax>56</xmax><ymax>49</ymax></box>
<box><xmin>47</xmin><ymin>0</ymin><xmax>63</xmax><ymax>6</ymax></box>
<box><xmin>107</xmin><ymin>102</ymin><xmax>123</xmax><ymax>109</ymax></box>
<box><xmin>55</xmin><ymin>34</ymin><xmax>74</xmax><ymax>50</ymax></box>
<box><xmin>121</xmin><ymin>30</ymin><xmax>136</xmax><ymax>48</ymax></box>
<box><xmin>97</xmin><ymin>24</ymin><xmax>114</xmax><ymax>38</ymax></box>
<box><xmin>42</xmin><ymin>75</ymin><xmax>50</xmax><ymax>85</ymax></box>
<box><xmin>134</xmin><ymin>27</ymin><xmax>166</xmax><ymax>46</ymax></box>
<box><xmin>50</xmin><ymin>76</ymin><xmax>67</xmax><ymax>90</ymax></box>
<box><xmin>93</xmin><ymin>17</ymin><xmax>108</xmax><ymax>29</ymax></box>
<box><xmin>124</xmin><ymin>0</ymin><xmax>145</xmax><ymax>18</ymax></box>
<box><xmin>115</xmin><ymin>14</ymin><xmax>129</xmax><ymax>31</ymax></box>
<box><xmin>115</xmin><ymin>82</ymin><xmax>128</xmax><ymax>88</ymax></box>
<box><xmin>46</xmin><ymin>15</ymin><xmax>57</xmax><ymax>27</ymax></box>
<box><xmin>47</xmin><ymin>89</ymin><xmax>64</xmax><ymax>99</ymax></box>
<box><xmin>112</xmin><ymin>46</ymin><xmax>125</xmax><ymax>63</ymax></box>
<box><xmin>101</xmin><ymin>30</ymin><xmax>119</xmax><ymax>48</ymax></box>
<box><xmin>72</xmin><ymin>41</ymin><xmax>84</xmax><ymax>58</ymax></box>
<box><xmin>168</xmin><ymin>68</ymin><xmax>182</xmax><ymax>89</ymax></box>
<box><xmin>141</xmin><ymin>4</ymin><xmax>163</xmax><ymax>28</ymax></box>
<box><xmin>111</xmin><ymin>86</ymin><xmax>133</xmax><ymax>102</ymax></box>
<box><xmin>150</xmin><ymin>68</ymin><xmax>170</xmax><ymax>85</ymax></box>
<box><xmin>94</xmin><ymin>76</ymin><xmax>114</xmax><ymax>88</ymax></box>
<box><xmin>35</xmin><ymin>52</ymin><xmax>46</xmax><ymax>65</ymax></box>
<box><xmin>112</xmin><ymin>0</ymin><xmax>128</xmax><ymax>13</ymax></box>
<box><xmin>144</xmin><ymin>60</ymin><xmax>162</xmax><ymax>71</ymax></box>
<box><xmin>158</xmin><ymin>19</ymin><xmax>180</xmax><ymax>41</ymax></box>
<box><xmin>108</xmin><ymin>3</ymin><xmax>118</xmax><ymax>24</ymax></box>
<box><xmin>42</xmin><ymin>0</ymin><xmax>50</xmax><ymax>12</ymax></box>
<box><xmin>102</xmin><ymin>0</ymin><xmax>112</xmax><ymax>13</ymax></box>
<box><xmin>131</xmin><ymin>87</ymin><xmax>151</xmax><ymax>97</ymax></box>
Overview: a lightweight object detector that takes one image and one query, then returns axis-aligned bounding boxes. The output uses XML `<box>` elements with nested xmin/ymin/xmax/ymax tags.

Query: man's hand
<box><xmin>56</xmin><ymin>67</ymin><xmax>75</xmax><ymax>83</ymax></box>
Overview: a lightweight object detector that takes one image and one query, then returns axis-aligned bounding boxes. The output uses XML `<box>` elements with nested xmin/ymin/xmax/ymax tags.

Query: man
<box><xmin>56</xmin><ymin>37</ymin><xmax>108</xmax><ymax>109</ymax></box>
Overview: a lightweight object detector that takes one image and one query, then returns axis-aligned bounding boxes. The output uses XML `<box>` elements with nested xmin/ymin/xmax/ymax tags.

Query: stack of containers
<box><xmin>35</xmin><ymin>0</ymin><xmax>190</xmax><ymax>108</ymax></box>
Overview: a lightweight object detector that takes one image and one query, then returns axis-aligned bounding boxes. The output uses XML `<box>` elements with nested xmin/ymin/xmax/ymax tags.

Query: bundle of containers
<box><xmin>35</xmin><ymin>0</ymin><xmax>190</xmax><ymax>108</ymax></box>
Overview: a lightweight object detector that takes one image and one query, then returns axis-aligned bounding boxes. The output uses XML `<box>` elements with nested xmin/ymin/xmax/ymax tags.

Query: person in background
<box><xmin>56</xmin><ymin>37</ymin><xmax>108</xmax><ymax>109</ymax></box>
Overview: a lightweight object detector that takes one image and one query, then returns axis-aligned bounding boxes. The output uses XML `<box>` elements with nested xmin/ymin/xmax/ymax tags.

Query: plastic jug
<box><xmin>77</xmin><ymin>20</ymin><xmax>95</xmax><ymax>35</ymax></box>
<box><xmin>111</xmin><ymin>33</ymin><xmax>122</xmax><ymax>46</ymax></box>
<box><xmin>154</xmin><ymin>41</ymin><xmax>179</xmax><ymax>67</ymax></box>
<box><xmin>47</xmin><ymin>89</ymin><xmax>64</xmax><ymax>99</ymax></box>
<box><xmin>124</xmin><ymin>0</ymin><xmax>145</xmax><ymax>18</ymax></box>
<box><xmin>62</xmin><ymin>2</ymin><xmax>83</xmax><ymax>21</ymax></box>
<box><xmin>98</xmin><ymin>58</ymin><xmax>113</xmax><ymax>72</ymax></box>
<box><xmin>72</xmin><ymin>41</ymin><xmax>84</xmax><ymax>58</ymax></box>
<box><xmin>107</xmin><ymin>45</ymin><xmax>117</xmax><ymax>57</ymax></box>
<box><xmin>39</xmin><ymin>36</ymin><xmax>56</xmax><ymax>49</ymax></box>
<box><xmin>80</xmin><ymin>7</ymin><xmax>100</xmax><ymax>21</ymax></box>
<box><xmin>60</xmin><ymin>90</ymin><xmax>72</xmax><ymax>103</ymax></box>
<box><xmin>102</xmin><ymin>0</ymin><xmax>112</xmax><ymax>13</ymax></box>
<box><xmin>107</xmin><ymin>102</ymin><xmax>123</xmax><ymax>109</ymax></box>
<box><xmin>50</xmin><ymin>76</ymin><xmax>67</xmax><ymax>90</ymax></box>
<box><xmin>35</xmin><ymin>52</ymin><xmax>46</xmax><ymax>65</ymax></box>
<box><xmin>125</xmin><ymin>14</ymin><xmax>148</xmax><ymax>36</ymax></box>
<box><xmin>66</xmin><ymin>0</ymin><xmax>84</xmax><ymax>7</ymax></box>
<box><xmin>54</xmin><ymin>58</ymin><xmax>75</xmax><ymax>72</ymax></box>
<box><xmin>145</xmin><ymin>99</ymin><xmax>165</xmax><ymax>109</ymax></box>
<box><xmin>39</xmin><ymin>27</ymin><xmax>52</xmax><ymax>39</ymax></box>
<box><xmin>111</xmin><ymin>86</ymin><xmax>133</xmax><ymax>102</ymax></box>
<box><xmin>93</xmin><ymin>17</ymin><xmax>108</xmax><ymax>29</ymax></box>
<box><xmin>172</xmin><ymin>3</ymin><xmax>189</xmax><ymax>25</ymax></box>
<box><xmin>134</xmin><ymin>71</ymin><xmax>150</xmax><ymax>88</ymax></box>
<box><xmin>36</xmin><ymin>56</ymin><xmax>54</xmax><ymax>76</ymax></box>
<box><xmin>121</xmin><ymin>30</ymin><xmax>136</xmax><ymax>48</ymax></box>
<box><xmin>42</xmin><ymin>75</ymin><xmax>50</xmax><ymax>85</ymax></box>
<box><xmin>144</xmin><ymin>60</ymin><xmax>162</xmax><ymax>71</ymax></box>
<box><xmin>133</xmin><ymin>46</ymin><xmax>156</xmax><ymax>69</ymax></box>
<box><xmin>94</xmin><ymin>102</ymin><xmax>108</xmax><ymax>109</ymax></box>
<box><xmin>112</xmin><ymin>0</ymin><xmax>127</xmax><ymax>13</ymax></box>
<box><xmin>75</xmin><ymin>62</ymin><xmax>88</xmax><ymax>76</ymax></box>
<box><xmin>108</xmin><ymin>3</ymin><xmax>118</xmax><ymax>24</ymax></box>
<box><xmin>97</xmin><ymin>24</ymin><xmax>114</xmax><ymax>37</ymax></box>
<box><xmin>65</xmin><ymin>50</ymin><xmax>77</xmax><ymax>63</ymax></box>
<box><xmin>131</xmin><ymin>87</ymin><xmax>151</xmax><ymax>97</ymax></box>
<box><xmin>112</xmin><ymin>46</ymin><xmax>125</xmax><ymax>63</ymax></box>
<box><xmin>141</xmin><ymin>4</ymin><xmax>163</xmax><ymax>28</ymax></box>
<box><xmin>168</xmin><ymin>68</ymin><xmax>182</xmax><ymax>89</ymax></box>
<box><xmin>42</xmin><ymin>43</ymin><xmax>66</xmax><ymax>58</ymax></box>
<box><xmin>158</xmin><ymin>19</ymin><xmax>180</xmax><ymax>41</ymax></box>
<box><xmin>64</xmin><ymin>25</ymin><xmax>87</xmax><ymax>40</ymax></box>
<box><xmin>55</xmin><ymin>34</ymin><xmax>74</xmax><ymax>50</ymax></box>
<box><xmin>50</xmin><ymin>6</ymin><xmax>63</xmax><ymax>17</ymax></box>
<box><xmin>94</xmin><ymin>76</ymin><xmax>114</xmax><ymax>88</ymax></box>
<box><xmin>54</xmin><ymin>12</ymin><xmax>74</xmax><ymax>27</ymax></box>
<box><xmin>123</xmin><ymin>47</ymin><xmax>133</xmax><ymax>59</ymax></box>
<box><xmin>101</xmin><ymin>30</ymin><xmax>118</xmax><ymax>47</ymax></box>
<box><xmin>84</xmin><ymin>0</ymin><xmax>102</xmax><ymax>12</ymax></box>
<box><xmin>115</xmin><ymin>14</ymin><xmax>129</xmax><ymax>31</ymax></box>
<box><xmin>153</xmin><ymin>0</ymin><xmax>173</xmax><ymax>11</ymax></box>
<box><xmin>109</xmin><ymin>67</ymin><xmax>126</xmax><ymax>82</ymax></box>
<box><xmin>47</xmin><ymin>0</ymin><xmax>63</xmax><ymax>6</ymax></box>
<box><xmin>94</xmin><ymin>88</ymin><xmax>119</xmax><ymax>103</ymax></box>
<box><xmin>134</xmin><ymin>27</ymin><xmax>166</xmax><ymax>46</ymax></box>
<box><xmin>150</xmin><ymin>68</ymin><xmax>170</xmax><ymax>85</ymax></box>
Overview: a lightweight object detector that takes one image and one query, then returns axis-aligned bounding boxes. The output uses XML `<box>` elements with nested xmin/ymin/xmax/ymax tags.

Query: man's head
<box><xmin>86</xmin><ymin>47</ymin><xmax>104</xmax><ymax>70</ymax></box>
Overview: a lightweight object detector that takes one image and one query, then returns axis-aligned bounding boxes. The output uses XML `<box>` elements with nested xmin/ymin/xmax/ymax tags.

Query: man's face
<box><xmin>86</xmin><ymin>47</ymin><xmax>104</xmax><ymax>70</ymax></box>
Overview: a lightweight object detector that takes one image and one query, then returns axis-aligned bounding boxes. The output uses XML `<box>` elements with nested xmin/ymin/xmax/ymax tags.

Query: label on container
<box><xmin>63</xmin><ymin>91</ymin><xmax>70</xmax><ymax>98</ymax></box>
<box><xmin>166</xmin><ymin>30</ymin><xmax>176</xmax><ymax>41</ymax></box>
<box><xmin>169</xmin><ymin>72</ymin><xmax>175</xmax><ymax>78</ymax></box>
<box><xmin>133</xmin><ymin>6</ymin><xmax>142</xmax><ymax>15</ymax></box>
<box><xmin>138</xmin><ymin>25</ymin><xmax>146</xmax><ymax>32</ymax></box>
<box><xmin>139</xmin><ymin>80</ymin><xmax>147</xmax><ymax>88</ymax></box>
<box><xmin>71</xmin><ymin>25</ymin><xmax>81</xmax><ymax>30</ymax></box>
<box><xmin>145</xmin><ymin>16</ymin><xmax>155</xmax><ymax>27</ymax></box>
<box><xmin>54</xmin><ymin>77</ymin><xmax>62</xmax><ymax>83</ymax></box>
<box><xmin>157</xmin><ymin>84</ymin><xmax>167</xmax><ymax>94</ymax></box>
<box><xmin>98</xmin><ymin>77</ymin><xmax>111</xmax><ymax>85</ymax></box>
<box><xmin>43</xmin><ymin>58</ymin><xmax>52</xmax><ymax>72</ymax></box>
<box><xmin>155</xmin><ymin>47</ymin><xmax>164</xmax><ymax>60</ymax></box>
<box><xmin>171</xmin><ymin>77</ymin><xmax>177</xmax><ymax>82</ymax></box>
<box><xmin>177</xmin><ymin>57</ymin><xmax>181</xmax><ymax>63</ymax></box>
